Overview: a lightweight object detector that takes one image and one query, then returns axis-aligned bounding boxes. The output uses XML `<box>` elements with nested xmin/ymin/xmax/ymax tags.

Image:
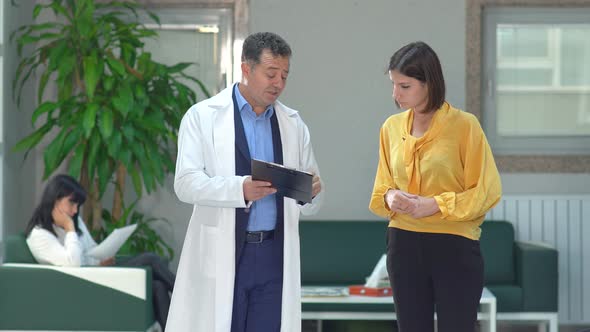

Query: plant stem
<box><xmin>112</xmin><ymin>162</ymin><xmax>127</xmax><ymax>221</ymax></box>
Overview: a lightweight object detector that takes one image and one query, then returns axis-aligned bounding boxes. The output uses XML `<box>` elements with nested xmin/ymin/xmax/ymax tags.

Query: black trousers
<box><xmin>117</xmin><ymin>252</ymin><xmax>176</xmax><ymax>329</ymax></box>
<box><xmin>386</xmin><ymin>227</ymin><xmax>483</xmax><ymax>332</ymax></box>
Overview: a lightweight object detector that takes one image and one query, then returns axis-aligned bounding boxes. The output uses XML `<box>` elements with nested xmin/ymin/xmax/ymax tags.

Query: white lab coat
<box><xmin>166</xmin><ymin>85</ymin><xmax>324</xmax><ymax>332</ymax></box>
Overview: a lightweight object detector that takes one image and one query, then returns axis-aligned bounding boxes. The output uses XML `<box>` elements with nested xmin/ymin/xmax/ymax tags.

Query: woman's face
<box><xmin>389</xmin><ymin>70</ymin><xmax>429</xmax><ymax>113</ymax></box>
<box><xmin>55</xmin><ymin>195</ymin><xmax>78</xmax><ymax>218</ymax></box>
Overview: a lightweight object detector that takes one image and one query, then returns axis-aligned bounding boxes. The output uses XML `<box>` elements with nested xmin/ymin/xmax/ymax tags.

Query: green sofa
<box><xmin>300</xmin><ymin>220</ymin><xmax>558</xmax><ymax>329</ymax></box>
<box><xmin>0</xmin><ymin>234</ymin><xmax>156</xmax><ymax>331</ymax></box>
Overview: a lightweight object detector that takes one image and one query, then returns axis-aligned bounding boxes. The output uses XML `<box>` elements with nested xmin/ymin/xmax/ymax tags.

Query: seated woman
<box><xmin>25</xmin><ymin>174</ymin><xmax>175</xmax><ymax>329</ymax></box>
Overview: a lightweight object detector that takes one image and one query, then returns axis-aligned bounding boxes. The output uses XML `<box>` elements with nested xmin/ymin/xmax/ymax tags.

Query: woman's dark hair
<box><xmin>241</xmin><ymin>32</ymin><xmax>292</xmax><ymax>65</ymax></box>
<box><xmin>388</xmin><ymin>41</ymin><xmax>445</xmax><ymax>112</ymax></box>
<box><xmin>25</xmin><ymin>174</ymin><xmax>87</xmax><ymax>236</ymax></box>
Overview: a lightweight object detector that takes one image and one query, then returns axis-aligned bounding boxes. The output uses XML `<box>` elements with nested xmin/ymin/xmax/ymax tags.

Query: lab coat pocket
<box><xmin>199</xmin><ymin>224</ymin><xmax>218</xmax><ymax>278</ymax></box>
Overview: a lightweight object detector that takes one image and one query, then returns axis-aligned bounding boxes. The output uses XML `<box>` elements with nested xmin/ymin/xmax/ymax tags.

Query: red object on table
<box><xmin>348</xmin><ymin>285</ymin><xmax>393</xmax><ymax>297</ymax></box>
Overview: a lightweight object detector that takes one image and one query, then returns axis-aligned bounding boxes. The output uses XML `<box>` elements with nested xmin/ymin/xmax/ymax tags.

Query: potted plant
<box><xmin>12</xmin><ymin>0</ymin><xmax>209</xmax><ymax>259</ymax></box>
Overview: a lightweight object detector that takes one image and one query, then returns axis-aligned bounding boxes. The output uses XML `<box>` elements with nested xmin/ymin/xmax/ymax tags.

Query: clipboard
<box><xmin>251</xmin><ymin>159</ymin><xmax>313</xmax><ymax>203</ymax></box>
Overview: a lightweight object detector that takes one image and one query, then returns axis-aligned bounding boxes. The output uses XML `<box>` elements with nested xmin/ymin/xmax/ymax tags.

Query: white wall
<box><xmin>249</xmin><ymin>0</ymin><xmax>466</xmax><ymax>220</ymax></box>
<box><xmin>2</xmin><ymin>1</ymin><xmax>38</xmax><ymax>244</ymax></box>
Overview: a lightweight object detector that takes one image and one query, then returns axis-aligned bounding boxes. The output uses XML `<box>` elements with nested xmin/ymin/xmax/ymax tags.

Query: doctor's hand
<box><xmin>243</xmin><ymin>176</ymin><xmax>277</xmax><ymax>202</ymax></box>
<box><xmin>311</xmin><ymin>175</ymin><xmax>322</xmax><ymax>198</ymax></box>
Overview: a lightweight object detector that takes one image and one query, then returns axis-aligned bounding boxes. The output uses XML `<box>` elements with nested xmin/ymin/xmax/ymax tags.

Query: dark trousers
<box><xmin>117</xmin><ymin>252</ymin><xmax>176</xmax><ymax>329</ymax></box>
<box><xmin>386</xmin><ymin>228</ymin><xmax>484</xmax><ymax>332</ymax></box>
<box><xmin>231</xmin><ymin>238</ymin><xmax>283</xmax><ymax>332</ymax></box>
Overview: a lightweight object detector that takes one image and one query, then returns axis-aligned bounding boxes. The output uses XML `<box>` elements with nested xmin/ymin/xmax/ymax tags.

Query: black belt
<box><xmin>245</xmin><ymin>230</ymin><xmax>275</xmax><ymax>243</ymax></box>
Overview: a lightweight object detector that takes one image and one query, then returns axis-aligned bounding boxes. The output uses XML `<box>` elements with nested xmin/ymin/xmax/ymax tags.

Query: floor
<box><xmin>302</xmin><ymin>320</ymin><xmax>590</xmax><ymax>332</ymax></box>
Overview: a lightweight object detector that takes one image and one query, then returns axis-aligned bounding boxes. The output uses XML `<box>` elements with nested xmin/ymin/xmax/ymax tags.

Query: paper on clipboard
<box><xmin>87</xmin><ymin>224</ymin><xmax>137</xmax><ymax>260</ymax></box>
<box><xmin>251</xmin><ymin>159</ymin><xmax>313</xmax><ymax>203</ymax></box>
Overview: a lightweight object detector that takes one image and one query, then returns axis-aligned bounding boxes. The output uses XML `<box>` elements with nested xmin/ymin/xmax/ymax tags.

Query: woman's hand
<box><xmin>52</xmin><ymin>208</ymin><xmax>75</xmax><ymax>232</ymax></box>
<box><xmin>385</xmin><ymin>190</ymin><xmax>440</xmax><ymax>219</ymax></box>
<box><xmin>100</xmin><ymin>257</ymin><xmax>116</xmax><ymax>266</ymax></box>
<box><xmin>385</xmin><ymin>189</ymin><xmax>417</xmax><ymax>214</ymax></box>
<box><xmin>408</xmin><ymin>196</ymin><xmax>440</xmax><ymax>219</ymax></box>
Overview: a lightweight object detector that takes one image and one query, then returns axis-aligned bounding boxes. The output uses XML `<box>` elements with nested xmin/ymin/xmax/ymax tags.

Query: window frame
<box><xmin>467</xmin><ymin>0</ymin><xmax>590</xmax><ymax>172</ymax></box>
<box><xmin>141</xmin><ymin>7</ymin><xmax>234</xmax><ymax>93</ymax></box>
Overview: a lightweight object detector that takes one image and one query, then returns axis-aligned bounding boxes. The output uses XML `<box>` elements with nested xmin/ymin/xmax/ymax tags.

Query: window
<box><xmin>141</xmin><ymin>8</ymin><xmax>234</xmax><ymax>95</ymax></box>
<box><xmin>483</xmin><ymin>7</ymin><xmax>590</xmax><ymax>155</ymax></box>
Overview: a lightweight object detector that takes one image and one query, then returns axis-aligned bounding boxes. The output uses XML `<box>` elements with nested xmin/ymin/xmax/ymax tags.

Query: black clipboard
<box><xmin>251</xmin><ymin>159</ymin><xmax>313</xmax><ymax>203</ymax></box>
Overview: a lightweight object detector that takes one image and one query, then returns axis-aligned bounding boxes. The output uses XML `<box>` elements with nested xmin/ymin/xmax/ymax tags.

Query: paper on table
<box><xmin>301</xmin><ymin>287</ymin><xmax>349</xmax><ymax>297</ymax></box>
<box><xmin>87</xmin><ymin>224</ymin><xmax>137</xmax><ymax>260</ymax></box>
<box><xmin>364</xmin><ymin>254</ymin><xmax>388</xmax><ymax>288</ymax></box>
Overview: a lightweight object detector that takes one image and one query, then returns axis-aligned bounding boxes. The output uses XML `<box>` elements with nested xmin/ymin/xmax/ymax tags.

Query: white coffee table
<box><xmin>302</xmin><ymin>286</ymin><xmax>497</xmax><ymax>332</ymax></box>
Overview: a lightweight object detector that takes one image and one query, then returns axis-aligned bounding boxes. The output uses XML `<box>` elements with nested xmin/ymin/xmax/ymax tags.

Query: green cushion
<box><xmin>300</xmin><ymin>220</ymin><xmax>388</xmax><ymax>285</ymax></box>
<box><xmin>480</xmin><ymin>221</ymin><xmax>515</xmax><ymax>284</ymax></box>
<box><xmin>4</xmin><ymin>233</ymin><xmax>36</xmax><ymax>264</ymax></box>
<box><xmin>515</xmin><ymin>242</ymin><xmax>558</xmax><ymax>312</ymax></box>
<box><xmin>486</xmin><ymin>285</ymin><xmax>523</xmax><ymax>312</ymax></box>
<box><xmin>0</xmin><ymin>265</ymin><xmax>154</xmax><ymax>330</ymax></box>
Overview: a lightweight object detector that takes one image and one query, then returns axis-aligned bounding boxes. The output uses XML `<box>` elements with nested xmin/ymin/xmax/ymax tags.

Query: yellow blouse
<box><xmin>369</xmin><ymin>102</ymin><xmax>502</xmax><ymax>240</ymax></box>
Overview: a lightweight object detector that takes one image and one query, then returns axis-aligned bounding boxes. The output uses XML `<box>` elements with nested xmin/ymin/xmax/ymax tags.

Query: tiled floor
<box><xmin>302</xmin><ymin>320</ymin><xmax>590</xmax><ymax>332</ymax></box>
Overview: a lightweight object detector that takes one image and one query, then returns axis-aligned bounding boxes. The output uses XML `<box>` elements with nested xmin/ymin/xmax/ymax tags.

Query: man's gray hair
<box><xmin>241</xmin><ymin>32</ymin><xmax>292</xmax><ymax>64</ymax></box>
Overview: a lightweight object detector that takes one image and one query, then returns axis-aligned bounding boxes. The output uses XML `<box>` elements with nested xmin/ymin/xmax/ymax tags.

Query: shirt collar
<box><xmin>234</xmin><ymin>83</ymin><xmax>274</xmax><ymax>119</ymax></box>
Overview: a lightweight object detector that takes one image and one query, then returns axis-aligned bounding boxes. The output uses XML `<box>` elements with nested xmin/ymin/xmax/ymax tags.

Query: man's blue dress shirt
<box><xmin>234</xmin><ymin>84</ymin><xmax>277</xmax><ymax>231</ymax></box>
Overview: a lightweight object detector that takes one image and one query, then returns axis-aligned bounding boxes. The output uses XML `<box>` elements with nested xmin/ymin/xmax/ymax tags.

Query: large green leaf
<box><xmin>83</xmin><ymin>103</ymin><xmax>99</xmax><ymax>138</ymax></box>
<box><xmin>49</xmin><ymin>2</ymin><xmax>72</xmax><ymax>21</ymax></box>
<box><xmin>112</xmin><ymin>82</ymin><xmax>133</xmax><ymax>116</ymax></box>
<box><xmin>118</xmin><ymin>149</ymin><xmax>132</xmax><ymax>171</ymax></box>
<box><xmin>43</xmin><ymin>128</ymin><xmax>69</xmax><ymax>178</ymax></box>
<box><xmin>37</xmin><ymin>70</ymin><xmax>52</xmax><ymax>104</ymax></box>
<box><xmin>86</xmin><ymin>131</ymin><xmax>101</xmax><ymax>180</ymax></box>
<box><xmin>83</xmin><ymin>54</ymin><xmax>101</xmax><ymax>100</ymax></box>
<box><xmin>62</xmin><ymin>128</ymin><xmax>82</xmax><ymax>155</ymax></box>
<box><xmin>103</xmin><ymin>75</ymin><xmax>115</xmax><ymax>91</ymax></box>
<box><xmin>127</xmin><ymin>166</ymin><xmax>143</xmax><ymax>197</ymax></box>
<box><xmin>99</xmin><ymin>108</ymin><xmax>114</xmax><ymax>139</ymax></box>
<box><xmin>107</xmin><ymin>131</ymin><xmax>122</xmax><ymax>157</ymax></box>
<box><xmin>31</xmin><ymin>101</ymin><xmax>58</xmax><ymax>126</ymax></box>
<box><xmin>32</xmin><ymin>4</ymin><xmax>44</xmax><ymax>18</ymax></box>
<box><xmin>122</xmin><ymin>123</ymin><xmax>135</xmax><ymax>141</ymax></box>
<box><xmin>12</xmin><ymin>123</ymin><xmax>52</xmax><ymax>153</ymax></box>
<box><xmin>68</xmin><ymin>143</ymin><xmax>86</xmax><ymax>178</ymax></box>
<box><xmin>57</xmin><ymin>51</ymin><xmax>75</xmax><ymax>86</ymax></box>
<box><xmin>145</xmin><ymin>143</ymin><xmax>165</xmax><ymax>183</ymax></box>
<box><xmin>106</xmin><ymin>57</ymin><xmax>126</xmax><ymax>76</ymax></box>
<box><xmin>168</xmin><ymin>62</ymin><xmax>192</xmax><ymax>73</ymax></box>
<box><xmin>97</xmin><ymin>156</ymin><xmax>113</xmax><ymax>197</ymax></box>
<box><xmin>76</xmin><ymin>1</ymin><xmax>94</xmax><ymax>37</ymax></box>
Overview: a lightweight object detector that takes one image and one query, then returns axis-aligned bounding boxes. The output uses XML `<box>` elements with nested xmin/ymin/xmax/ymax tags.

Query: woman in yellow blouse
<box><xmin>369</xmin><ymin>41</ymin><xmax>501</xmax><ymax>332</ymax></box>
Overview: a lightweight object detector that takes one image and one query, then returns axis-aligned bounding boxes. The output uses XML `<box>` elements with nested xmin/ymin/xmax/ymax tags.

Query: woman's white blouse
<box><xmin>26</xmin><ymin>219</ymin><xmax>100</xmax><ymax>267</ymax></box>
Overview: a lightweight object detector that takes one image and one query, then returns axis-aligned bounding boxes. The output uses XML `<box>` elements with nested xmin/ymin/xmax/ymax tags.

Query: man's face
<box><xmin>241</xmin><ymin>49</ymin><xmax>290</xmax><ymax>109</ymax></box>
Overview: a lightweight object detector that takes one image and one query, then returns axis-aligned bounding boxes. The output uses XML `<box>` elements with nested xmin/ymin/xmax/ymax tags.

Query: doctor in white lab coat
<box><xmin>166</xmin><ymin>32</ymin><xmax>324</xmax><ymax>332</ymax></box>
